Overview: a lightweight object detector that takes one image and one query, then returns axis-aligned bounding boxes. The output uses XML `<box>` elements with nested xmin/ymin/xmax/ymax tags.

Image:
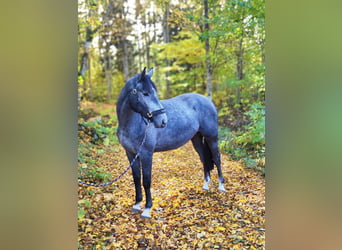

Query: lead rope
<box><xmin>78</xmin><ymin>123</ymin><xmax>150</xmax><ymax>187</ymax></box>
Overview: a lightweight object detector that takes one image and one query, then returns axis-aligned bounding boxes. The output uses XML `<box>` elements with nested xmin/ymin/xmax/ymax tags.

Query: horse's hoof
<box><xmin>132</xmin><ymin>203</ymin><xmax>142</xmax><ymax>213</ymax></box>
<box><xmin>218</xmin><ymin>183</ymin><xmax>226</xmax><ymax>192</ymax></box>
<box><xmin>202</xmin><ymin>183</ymin><xmax>210</xmax><ymax>191</ymax></box>
<box><xmin>140</xmin><ymin>214</ymin><xmax>152</xmax><ymax>219</ymax></box>
<box><xmin>141</xmin><ymin>208</ymin><xmax>151</xmax><ymax>219</ymax></box>
<box><xmin>131</xmin><ymin>208</ymin><xmax>142</xmax><ymax>213</ymax></box>
<box><xmin>203</xmin><ymin>179</ymin><xmax>211</xmax><ymax>191</ymax></box>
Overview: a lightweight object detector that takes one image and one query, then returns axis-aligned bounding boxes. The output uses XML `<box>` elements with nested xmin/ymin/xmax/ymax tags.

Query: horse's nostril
<box><xmin>161</xmin><ymin>120</ymin><xmax>167</xmax><ymax>127</ymax></box>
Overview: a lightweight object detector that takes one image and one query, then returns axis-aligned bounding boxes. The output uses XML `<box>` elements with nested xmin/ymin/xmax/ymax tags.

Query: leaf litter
<box><xmin>78</xmin><ymin>111</ymin><xmax>265</xmax><ymax>249</ymax></box>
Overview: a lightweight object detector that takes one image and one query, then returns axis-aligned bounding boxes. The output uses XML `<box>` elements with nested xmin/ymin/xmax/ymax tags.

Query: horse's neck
<box><xmin>117</xmin><ymin>97</ymin><xmax>131</xmax><ymax>122</ymax></box>
<box><xmin>118</xmin><ymin>97</ymin><xmax>143</xmax><ymax>128</ymax></box>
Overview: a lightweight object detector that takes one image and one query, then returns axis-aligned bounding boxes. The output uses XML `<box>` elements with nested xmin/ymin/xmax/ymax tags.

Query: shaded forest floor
<box><xmin>78</xmin><ymin>102</ymin><xmax>265</xmax><ymax>249</ymax></box>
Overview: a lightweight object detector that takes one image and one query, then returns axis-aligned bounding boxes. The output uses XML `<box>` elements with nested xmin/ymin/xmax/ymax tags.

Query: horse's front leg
<box><xmin>126</xmin><ymin>151</ymin><xmax>143</xmax><ymax>213</ymax></box>
<box><xmin>140</xmin><ymin>151</ymin><xmax>153</xmax><ymax>219</ymax></box>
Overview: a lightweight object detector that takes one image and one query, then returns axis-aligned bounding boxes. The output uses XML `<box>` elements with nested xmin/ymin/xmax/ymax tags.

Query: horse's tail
<box><xmin>203</xmin><ymin>138</ymin><xmax>215</xmax><ymax>172</ymax></box>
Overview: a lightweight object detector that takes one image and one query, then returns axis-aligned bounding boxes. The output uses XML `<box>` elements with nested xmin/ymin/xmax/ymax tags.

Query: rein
<box><xmin>78</xmin><ymin>122</ymin><xmax>151</xmax><ymax>187</ymax></box>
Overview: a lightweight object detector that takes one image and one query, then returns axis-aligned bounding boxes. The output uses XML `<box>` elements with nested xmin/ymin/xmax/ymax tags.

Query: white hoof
<box><xmin>203</xmin><ymin>178</ymin><xmax>211</xmax><ymax>191</ymax></box>
<box><xmin>218</xmin><ymin>182</ymin><xmax>226</xmax><ymax>192</ymax></box>
<box><xmin>141</xmin><ymin>208</ymin><xmax>151</xmax><ymax>219</ymax></box>
<box><xmin>132</xmin><ymin>202</ymin><xmax>142</xmax><ymax>213</ymax></box>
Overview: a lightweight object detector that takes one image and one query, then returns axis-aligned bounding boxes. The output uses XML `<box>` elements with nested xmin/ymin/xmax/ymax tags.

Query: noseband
<box><xmin>130</xmin><ymin>88</ymin><xmax>166</xmax><ymax>121</ymax></box>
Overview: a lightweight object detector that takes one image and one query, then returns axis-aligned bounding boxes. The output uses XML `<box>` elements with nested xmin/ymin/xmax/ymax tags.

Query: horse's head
<box><xmin>128</xmin><ymin>67</ymin><xmax>168</xmax><ymax>128</ymax></box>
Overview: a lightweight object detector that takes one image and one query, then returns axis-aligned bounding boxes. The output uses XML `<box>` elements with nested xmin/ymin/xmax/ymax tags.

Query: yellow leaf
<box><xmin>103</xmin><ymin>193</ymin><xmax>114</xmax><ymax>201</ymax></box>
<box><xmin>145</xmin><ymin>233</ymin><xmax>154</xmax><ymax>240</ymax></box>
<box><xmin>216</xmin><ymin>226</ymin><xmax>226</xmax><ymax>231</ymax></box>
<box><xmin>192</xmin><ymin>239</ymin><xmax>198</xmax><ymax>246</ymax></box>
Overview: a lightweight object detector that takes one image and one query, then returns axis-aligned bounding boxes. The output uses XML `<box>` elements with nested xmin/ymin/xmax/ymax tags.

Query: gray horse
<box><xmin>117</xmin><ymin>68</ymin><xmax>225</xmax><ymax>218</ymax></box>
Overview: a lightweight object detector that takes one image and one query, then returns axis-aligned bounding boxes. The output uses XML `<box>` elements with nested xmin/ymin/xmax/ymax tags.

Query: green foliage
<box><xmin>78</xmin><ymin>115</ymin><xmax>119</xmax><ymax>182</ymax></box>
<box><xmin>78</xmin><ymin>108</ymin><xmax>99</xmax><ymax>120</ymax></box>
<box><xmin>219</xmin><ymin>104</ymin><xmax>265</xmax><ymax>172</ymax></box>
<box><xmin>78</xmin><ymin>0</ymin><xmax>265</xmax><ymax>174</ymax></box>
<box><xmin>79</xmin><ymin>162</ymin><xmax>113</xmax><ymax>183</ymax></box>
<box><xmin>151</xmin><ymin>31</ymin><xmax>206</xmax><ymax>97</ymax></box>
<box><xmin>79</xmin><ymin>199</ymin><xmax>91</xmax><ymax>208</ymax></box>
<box><xmin>78</xmin><ymin>0</ymin><xmax>265</xmax><ymax>105</ymax></box>
<box><xmin>78</xmin><ymin>208</ymin><xmax>86</xmax><ymax>220</ymax></box>
<box><xmin>239</xmin><ymin>104</ymin><xmax>265</xmax><ymax>147</ymax></box>
<box><xmin>80</xmin><ymin>116</ymin><xmax>118</xmax><ymax>145</ymax></box>
<box><xmin>78</xmin><ymin>199</ymin><xmax>91</xmax><ymax>220</ymax></box>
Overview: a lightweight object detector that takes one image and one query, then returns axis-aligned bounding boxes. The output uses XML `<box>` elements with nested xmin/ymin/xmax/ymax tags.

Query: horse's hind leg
<box><xmin>191</xmin><ymin>133</ymin><xmax>213</xmax><ymax>191</ymax></box>
<box><xmin>204</xmin><ymin>136</ymin><xmax>226</xmax><ymax>192</ymax></box>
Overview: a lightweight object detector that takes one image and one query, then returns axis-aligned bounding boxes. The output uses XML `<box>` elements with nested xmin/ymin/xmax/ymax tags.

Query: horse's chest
<box><xmin>117</xmin><ymin>127</ymin><xmax>141</xmax><ymax>153</ymax></box>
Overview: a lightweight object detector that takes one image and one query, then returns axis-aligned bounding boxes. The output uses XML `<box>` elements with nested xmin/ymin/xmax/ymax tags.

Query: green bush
<box><xmin>78</xmin><ymin>116</ymin><xmax>118</xmax><ymax>182</ymax></box>
<box><xmin>219</xmin><ymin>104</ymin><xmax>265</xmax><ymax>173</ymax></box>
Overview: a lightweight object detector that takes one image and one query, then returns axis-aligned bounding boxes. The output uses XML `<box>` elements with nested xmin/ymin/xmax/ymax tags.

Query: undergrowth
<box><xmin>219</xmin><ymin>104</ymin><xmax>265</xmax><ymax>174</ymax></box>
<box><xmin>78</xmin><ymin>114</ymin><xmax>119</xmax><ymax>183</ymax></box>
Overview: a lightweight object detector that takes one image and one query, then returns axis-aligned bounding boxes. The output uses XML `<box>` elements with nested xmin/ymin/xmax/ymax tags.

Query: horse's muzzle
<box><xmin>149</xmin><ymin>109</ymin><xmax>167</xmax><ymax>128</ymax></box>
<box><xmin>160</xmin><ymin>119</ymin><xmax>167</xmax><ymax>128</ymax></box>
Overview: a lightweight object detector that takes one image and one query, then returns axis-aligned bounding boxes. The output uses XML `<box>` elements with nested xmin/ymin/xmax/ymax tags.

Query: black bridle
<box><xmin>130</xmin><ymin>88</ymin><xmax>166</xmax><ymax>122</ymax></box>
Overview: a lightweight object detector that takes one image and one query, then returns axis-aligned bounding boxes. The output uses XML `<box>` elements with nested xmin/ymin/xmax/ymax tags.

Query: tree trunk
<box><xmin>203</xmin><ymin>0</ymin><xmax>212</xmax><ymax>100</ymax></box>
<box><xmin>79</xmin><ymin>39</ymin><xmax>93</xmax><ymax>102</ymax></box>
<box><xmin>78</xmin><ymin>15</ymin><xmax>97</xmax><ymax>103</ymax></box>
<box><xmin>149</xmin><ymin>10</ymin><xmax>157</xmax><ymax>71</ymax></box>
<box><xmin>163</xmin><ymin>2</ymin><xmax>171</xmax><ymax>98</ymax></box>
<box><xmin>123</xmin><ymin>41</ymin><xmax>129</xmax><ymax>82</ymax></box>
<box><xmin>236</xmin><ymin>37</ymin><xmax>244</xmax><ymax>107</ymax></box>
<box><xmin>87</xmin><ymin>52</ymin><xmax>93</xmax><ymax>100</ymax></box>
<box><xmin>122</xmin><ymin>4</ymin><xmax>129</xmax><ymax>82</ymax></box>
<box><xmin>138</xmin><ymin>40</ymin><xmax>142</xmax><ymax>72</ymax></box>
<box><xmin>144</xmin><ymin>21</ymin><xmax>150</xmax><ymax>69</ymax></box>
<box><xmin>104</xmin><ymin>48</ymin><xmax>112</xmax><ymax>102</ymax></box>
<box><xmin>79</xmin><ymin>51</ymin><xmax>88</xmax><ymax>101</ymax></box>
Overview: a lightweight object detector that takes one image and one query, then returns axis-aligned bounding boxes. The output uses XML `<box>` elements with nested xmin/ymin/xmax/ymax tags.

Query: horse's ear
<box><xmin>147</xmin><ymin>68</ymin><xmax>154</xmax><ymax>78</ymax></box>
<box><xmin>139</xmin><ymin>67</ymin><xmax>147</xmax><ymax>81</ymax></box>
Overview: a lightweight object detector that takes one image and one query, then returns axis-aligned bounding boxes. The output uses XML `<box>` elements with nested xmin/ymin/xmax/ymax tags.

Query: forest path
<box><xmin>78</xmin><ymin>135</ymin><xmax>265</xmax><ymax>249</ymax></box>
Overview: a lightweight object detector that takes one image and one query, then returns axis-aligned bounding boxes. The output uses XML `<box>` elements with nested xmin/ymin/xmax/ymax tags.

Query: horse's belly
<box><xmin>154</xmin><ymin>139</ymin><xmax>190</xmax><ymax>152</ymax></box>
<box><xmin>154</xmin><ymin>126</ymin><xmax>197</xmax><ymax>152</ymax></box>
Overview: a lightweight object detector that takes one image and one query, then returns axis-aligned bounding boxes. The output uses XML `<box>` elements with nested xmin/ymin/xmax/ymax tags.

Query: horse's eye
<box><xmin>143</xmin><ymin>92</ymin><xmax>149</xmax><ymax>96</ymax></box>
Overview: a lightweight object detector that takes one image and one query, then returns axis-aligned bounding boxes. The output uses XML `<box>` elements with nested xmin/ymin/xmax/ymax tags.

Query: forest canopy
<box><xmin>78</xmin><ymin>0</ymin><xmax>265</xmax><ymax>169</ymax></box>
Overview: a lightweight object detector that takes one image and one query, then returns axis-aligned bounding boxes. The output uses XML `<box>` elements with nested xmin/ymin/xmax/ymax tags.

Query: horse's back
<box><xmin>155</xmin><ymin>93</ymin><xmax>218</xmax><ymax>152</ymax></box>
<box><xmin>163</xmin><ymin>93</ymin><xmax>217</xmax><ymax>113</ymax></box>
<box><xmin>175</xmin><ymin>93</ymin><xmax>218</xmax><ymax>137</ymax></box>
